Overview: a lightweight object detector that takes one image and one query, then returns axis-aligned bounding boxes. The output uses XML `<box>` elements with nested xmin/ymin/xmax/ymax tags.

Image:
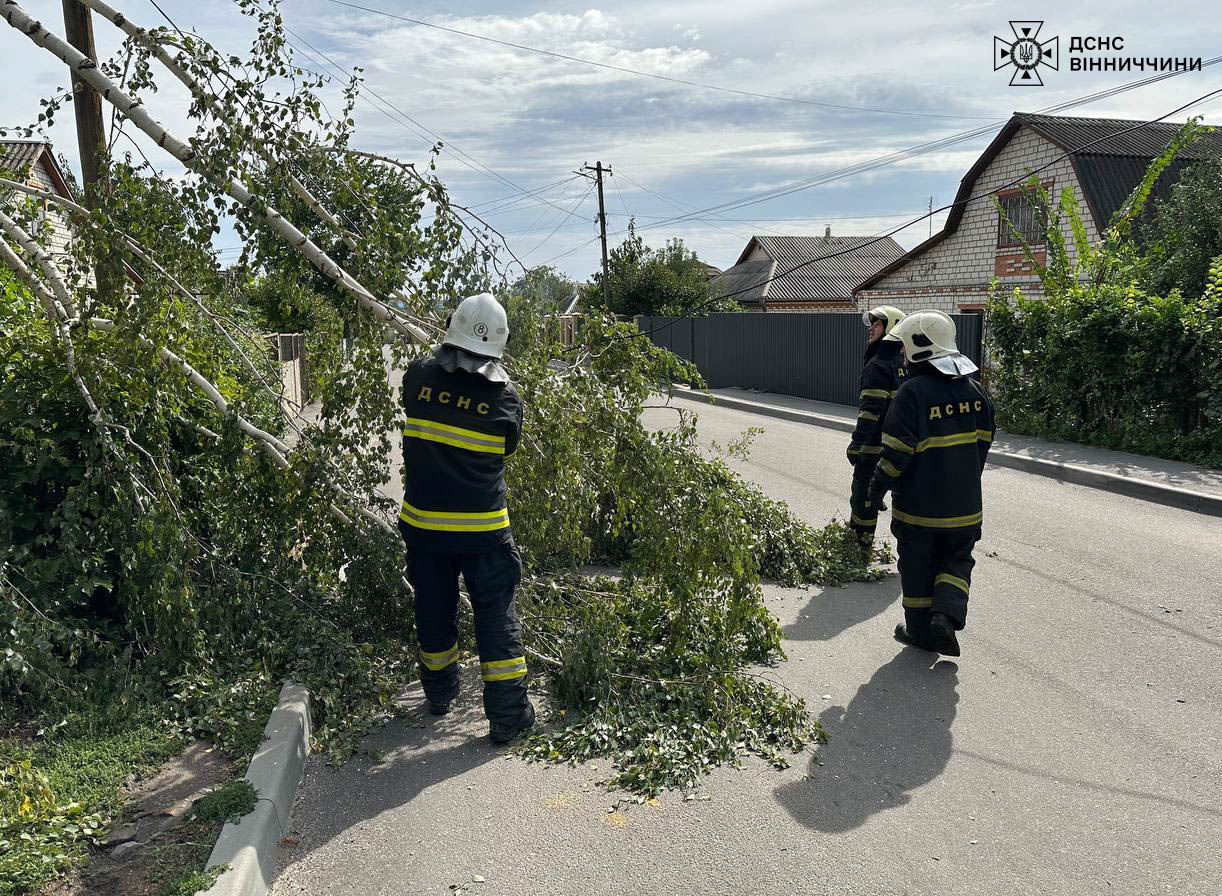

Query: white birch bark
<box><xmin>1</xmin><ymin>176</ymin><xmax>281</xmax><ymax>403</ymax></box>
<box><xmin>1</xmin><ymin>0</ymin><xmax>429</xmax><ymax>345</ymax></box>
<box><xmin>2</xmin><ymin>176</ymin><xmax>398</xmax><ymax>535</ymax></box>
<box><xmin>77</xmin><ymin>0</ymin><xmax>366</xmax><ymax>259</ymax></box>
<box><xmin>0</xmin><ymin>235</ymin><xmax>111</xmax><ymax>452</ymax></box>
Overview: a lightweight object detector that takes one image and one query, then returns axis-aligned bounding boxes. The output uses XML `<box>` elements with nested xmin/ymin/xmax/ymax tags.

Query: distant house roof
<box><xmin>709</xmin><ymin>258</ymin><xmax>774</xmax><ymax>303</ymax></box>
<box><xmin>557</xmin><ymin>291</ymin><xmax>580</xmax><ymax>315</ymax></box>
<box><xmin>855</xmin><ymin>112</ymin><xmax>1222</xmax><ymax>292</ymax></box>
<box><xmin>0</xmin><ymin>140</ymin><xmax>76</xmax><ymax>200</ymax></box>
<box><xmin>713</xmin><ymin>234</ymin><xmax>906</xmax><ymax>305</ymax></box>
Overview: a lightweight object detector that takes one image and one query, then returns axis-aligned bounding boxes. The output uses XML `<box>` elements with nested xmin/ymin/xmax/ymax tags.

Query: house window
<box><xmin>996</xmin><ymin>187</ymin><xmax>1049</xmax><ymax>249</ymax></box>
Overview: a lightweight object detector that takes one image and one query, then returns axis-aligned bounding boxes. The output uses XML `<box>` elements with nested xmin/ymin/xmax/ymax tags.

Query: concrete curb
<box><xmin>670</xmin><ymin>387</ymin><xmax>1222</xmax><ymax>518</ymax></box>
<box><xmin>203</xmin><ymin>683</ymin><xmax>311</xmax><ymax>896</ymax></box>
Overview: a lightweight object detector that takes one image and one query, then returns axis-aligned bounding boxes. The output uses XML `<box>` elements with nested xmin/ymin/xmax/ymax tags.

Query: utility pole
<box><xmin>579</xmin><ymin>161</ymin><xmax>612</xmax><ymax>307</ymax></box>
<box><xmin>928</xmin><ymin>195</ymin><xmax>934</xmax><ymax>238</ymax></box>
<box><xmin>61</xmin><ymin>1</ymin><xmax>106</xmax><ymax>207</ymax></box>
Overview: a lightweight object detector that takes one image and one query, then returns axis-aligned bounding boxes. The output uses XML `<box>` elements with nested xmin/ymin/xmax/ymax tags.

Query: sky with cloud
<box><xmin>5</xmin><ymin>0</ymin><xmax>1221</xmax><ymax>281</ymax></box>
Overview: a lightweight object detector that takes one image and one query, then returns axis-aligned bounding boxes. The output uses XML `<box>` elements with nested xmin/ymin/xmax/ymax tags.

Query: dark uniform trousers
<box><xmin>850</xmin><ymin>461</ymin><xmax>880</xmax><ymax>548</ymax></box>
<box><xmin>870</xmin><ymin>364</ymin><xmax>994</xmax><ymax>639</ymax></box>
<box><xmin>400</xmin><ymin>355</ymin><xmax>529</xmax><ymax>728</ymax></box>
<box><xmin>408</xmin><ymin>542</ymin><xmax>529</xmax><ymax>727</ymax></box>
<box><xmin>892</xmin><ymin>522</ymin><xmax>979</xmax><ymax>635</ymax></box>
<box><xmin>848</xmin><ymin>339</ymin><xmax>904</xmax><ymax>550</ymax></box>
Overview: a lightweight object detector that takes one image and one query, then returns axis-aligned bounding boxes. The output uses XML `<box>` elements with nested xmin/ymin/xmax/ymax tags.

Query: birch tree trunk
<box><xmin>1</xmin><ymin>0</ymin><xmax>429</xmax><ymax>345</ymax></box>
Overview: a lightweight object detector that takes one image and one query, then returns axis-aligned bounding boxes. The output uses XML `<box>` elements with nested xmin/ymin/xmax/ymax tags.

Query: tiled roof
<box><xmin>710</xmin><ymin>258</ymin><xmax>774</xmax><ymax>303</ymax></box>
<box><xmin>724</xmin><ymin>235</ymin><xmax>906</xmax><ymax>304</ymax></box>
<box><xmin>0</xmin><ymin>140</ymin><xmax>47</xmax><ymax>174</ymax></box>
<box><xmin>855</xmin><ymin>112</ymin><xmax>1222</xmax><ymax>291</ymax></box>
<box><xmin>1016</xmin><ymin>113</ymin><xmax>1222</xmax><ymax>159</ymax></box>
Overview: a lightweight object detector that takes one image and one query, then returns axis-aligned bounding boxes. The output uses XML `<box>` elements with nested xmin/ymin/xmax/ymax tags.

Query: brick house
<box><xmin>853</xmin><ymin>113</ymin><xmax>1222</xmax><ymax>315</ymax></box>
<box><xmin>712</xmin><ymin>230</ymin><xmax>906</xmax><ymax>311</ymax></box>
<box><xmin>1</xmin><ymin>140</ymin><xmax>80</xmax><ymax>267</ymax></box>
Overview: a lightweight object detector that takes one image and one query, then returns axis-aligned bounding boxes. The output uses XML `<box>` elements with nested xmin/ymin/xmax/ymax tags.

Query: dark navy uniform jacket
<box><xmin>399</xmin><ymin>357</ymin><xmax>522</xmax><ymax>552</ymax></box>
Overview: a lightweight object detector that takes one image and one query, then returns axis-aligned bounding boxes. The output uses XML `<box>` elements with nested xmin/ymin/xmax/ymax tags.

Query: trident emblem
<box><xmin>995</xmin><ymin>21</ymin><xmax>1059</xmax><ymax>86</ymax></box>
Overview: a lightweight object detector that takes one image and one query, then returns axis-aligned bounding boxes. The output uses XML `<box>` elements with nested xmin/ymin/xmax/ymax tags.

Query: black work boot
<box><xmin>428</xmin><ymin>701</ymin><xmax>450</xmax><ymax>716</ymax></box>
<box><xmin>893</xmin><ymin>622</ymin><xmax>937</xmax><ymax>652</ymax></box>
<box><xmin>489</xmin><ymin>701</ymin><xmax>535</xmax><ymax>744</ymax></box>
<box><xmin>927</xmin><ymin>612</ymin><xmax>961</xmax><ymax>657</ymax></box>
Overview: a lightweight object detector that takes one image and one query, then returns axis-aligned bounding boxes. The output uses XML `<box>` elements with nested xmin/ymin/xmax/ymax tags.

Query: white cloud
<box><xmin>3</xmin><ymin>0</ymin><xmax>1219</xmax><ymax>280</ymax></box>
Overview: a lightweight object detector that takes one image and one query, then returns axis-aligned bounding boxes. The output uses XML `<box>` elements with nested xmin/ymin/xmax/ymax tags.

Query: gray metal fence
<box><xmin>637</xmin><ymin>312</ymin><xmax>983</xmax><ymax>407</ymax></box>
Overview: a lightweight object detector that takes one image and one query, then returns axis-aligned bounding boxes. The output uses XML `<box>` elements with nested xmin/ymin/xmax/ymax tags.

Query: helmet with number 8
<box><xmin>444</xmin><ymin>293</ymin><xmax>509</xmax><ymax>359</ymax></box>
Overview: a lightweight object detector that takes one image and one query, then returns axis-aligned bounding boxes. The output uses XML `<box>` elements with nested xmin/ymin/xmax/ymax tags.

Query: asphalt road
<box><xmin>274</xmin><ymin>398</ymin><xmax>1222</xmax><ymax>896</ymax></box>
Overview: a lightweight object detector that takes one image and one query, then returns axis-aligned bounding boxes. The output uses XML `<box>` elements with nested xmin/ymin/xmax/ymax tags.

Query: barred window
<box><xmin>997</xmin><ymin>191</ymin><xmax>1048</xmax><ymax>248</ymax></box>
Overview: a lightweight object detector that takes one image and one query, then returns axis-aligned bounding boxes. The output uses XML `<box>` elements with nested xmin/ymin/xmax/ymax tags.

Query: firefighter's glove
<box><xmin>867</xmin><ymin>484</ymin><xmax>888</xmax><ymax>513</ymax></box>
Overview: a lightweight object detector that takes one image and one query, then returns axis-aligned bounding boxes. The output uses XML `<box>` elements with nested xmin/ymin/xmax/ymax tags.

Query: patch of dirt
<box><xmin>47</xmin><ymin>741</ymin><xmax>238</xmax><ymax>896</ymax></box>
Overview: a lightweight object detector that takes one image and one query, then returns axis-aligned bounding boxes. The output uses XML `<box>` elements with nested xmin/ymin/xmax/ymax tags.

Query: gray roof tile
<box><xmin>722</xmin><ymin>235</ymin><xmax>905</xmax><ymax>303</ymax></box>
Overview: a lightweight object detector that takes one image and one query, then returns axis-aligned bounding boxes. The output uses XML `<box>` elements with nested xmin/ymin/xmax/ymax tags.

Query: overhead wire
<box><xmin>615</xmin><ymin>85</ymin><xmax>1222</xmax><ymax>348</ymax></box>
<box><xmin>317</xmin><ymin>0</ymin><xmax>998</xmax><ymax>121</ymax></box>
<box><xmin>274</xmin><ymin>15</ymin><xmax>578</xmax><ymax>216</ymax></box>
<box><xmin>628</xmin><ymin>56</ymin><xmax>1222</xmax><ymax>233</ymax></box>
<box><xmin>525</xmin><ymin>182</ymin><xmax>595</xmax><ymax>256</ymax></box>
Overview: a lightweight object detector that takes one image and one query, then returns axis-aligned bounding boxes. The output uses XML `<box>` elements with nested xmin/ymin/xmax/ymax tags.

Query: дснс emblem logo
<box><xmin>994</xmin><ymin>21</ymin><xmax>1059</xmax><ymax>86</ymax></box>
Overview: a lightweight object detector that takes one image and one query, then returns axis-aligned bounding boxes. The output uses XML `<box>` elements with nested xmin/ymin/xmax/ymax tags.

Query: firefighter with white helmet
<box><xmin>865</xmin><ymin>309</ymin><xmax>994</xmax><ymax>657</ymax></box>
<box><xmin>847</xmin><ymin>305</ymin><xmax>906</xmax><ymax>553</ymax></box>
<box><xmin>399</xmin><ymin>292</ymin><xmax>535</xmax><ymax>742</ymax></box>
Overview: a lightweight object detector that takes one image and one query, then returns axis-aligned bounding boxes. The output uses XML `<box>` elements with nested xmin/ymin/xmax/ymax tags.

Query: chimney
<box><xmin>824</xmin><ymin>224</ymin><xmax>831</xmax><ymax>241</ymax></box>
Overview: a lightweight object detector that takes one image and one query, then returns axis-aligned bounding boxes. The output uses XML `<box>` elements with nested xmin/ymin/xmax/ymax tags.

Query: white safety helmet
<box><xmin>443</xmin><ymin>292</ymin><xmax>509</xmax><ymax>359</ymax></box>
<box><xmin>862</xmin><ymin>305</ymin><xmax>905</xmax><ymax>335</ymax></box>
<box><xmin>885</xmin><ymin>309</ymin><xmax>979</xmax><ymax>376</ymax></box>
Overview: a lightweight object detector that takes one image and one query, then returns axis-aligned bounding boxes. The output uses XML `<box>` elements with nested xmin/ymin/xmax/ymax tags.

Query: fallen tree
<box><xmin>0</xmin><ymin>3</ymin><xmax>886</xmax><ymax>855</ymax></box>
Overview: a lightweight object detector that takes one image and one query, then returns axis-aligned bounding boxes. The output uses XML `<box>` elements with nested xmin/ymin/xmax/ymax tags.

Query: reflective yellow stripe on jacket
<box><xmin>400</xmin><ymin>502</ymin><xmax>510</xmax><ymax>532</ymax></box>
<box><xmin>892</xmin><ymin>508</ymin><xmax>983</xmax><ymax>528</ymax></box>
<box><xmin>914</xmin><ymin>429</ymin><xmax>994</xmax><ymax>452</ymax></box>
<box><xmin>882</xmin><ymin>433</ymin><xmax>913</xmax><ymax>454</ymax></box>
<box><xmin>403</xmin><ymin>417</ymin><xmax>506</xmax><ymax>454</ymax></box>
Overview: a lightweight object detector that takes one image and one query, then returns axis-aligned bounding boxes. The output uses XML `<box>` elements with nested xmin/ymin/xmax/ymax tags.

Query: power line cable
<box><xmin>318</xmin><ymin>0</ymin><xmax>998</xmax><ymax>121</ymax></box>
<box><xmin>276</xmin><ymin>15</ymin><xmax>577</xmax><ymax>215</ymax></box>
<box><xmin>621</xmin><ymin>86</ymin><xmax>1222</xmax><ymax>347</ymax></box>
<box><xmin>525</xmin><ymin>182</ymin><xmax>595</xmax><ymax>256</ymax></box>
<box><xmin>628</xmin><ymin>56</ymin><xmax>1222</xmax><ymax>233</ymax></box>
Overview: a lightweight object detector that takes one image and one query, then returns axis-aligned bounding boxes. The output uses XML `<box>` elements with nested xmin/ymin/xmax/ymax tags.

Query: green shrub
<box><xmin>986</xmin><ymin>122</ymin><xmax>1222</xmax><ymax>467</ymax></box>
<box><xmin>191</xmin><ymin>780</ymin><xmax>256</xmax><ymax>826</ymax></box>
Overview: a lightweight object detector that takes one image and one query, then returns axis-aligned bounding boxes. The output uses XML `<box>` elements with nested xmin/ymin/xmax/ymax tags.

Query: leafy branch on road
<box><xmin>0</xmin><ymin>12</ymin><xmax>889</xmax><ymax>886</ymax></box>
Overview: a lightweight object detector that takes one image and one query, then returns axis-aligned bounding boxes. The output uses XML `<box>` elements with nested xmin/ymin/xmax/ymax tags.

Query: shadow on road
<box><xmin>278</xmin><ymin>680</ymin><xmax>502</xmax><ymax>870</ymax></box>
<box><xmin>775</xmin><ymin>649</ymin><xmax>959</xmax><ymax>832</ymax></box>
<box><xmin>782</xmin><ymin>578</ymin><xmax>898</xmax><ymax>642</ymax></box>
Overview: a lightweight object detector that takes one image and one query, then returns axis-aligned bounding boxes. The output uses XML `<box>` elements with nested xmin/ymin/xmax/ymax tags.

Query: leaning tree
<box><xmin>1</xmin><ymin>0</ymin><xmax>885</xmax><ymax>804</ymax></box>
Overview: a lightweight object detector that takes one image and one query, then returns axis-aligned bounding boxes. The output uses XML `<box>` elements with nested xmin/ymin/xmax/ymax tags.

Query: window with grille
<box><xmin>996</xmin><ymin>189</ymin><xmax>1049</xmax><ymax>248</ymax></box>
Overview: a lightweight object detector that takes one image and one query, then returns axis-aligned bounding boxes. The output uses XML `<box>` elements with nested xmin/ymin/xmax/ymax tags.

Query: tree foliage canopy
<box><xmin>0</xmin><ymin>8</ymin><xmax>886</xmax><ymax>890</ymax></box>
<box><xmin>582</xmin><ymin>220</ymin><xmax>736</xmax><ymax>317</ymax></box>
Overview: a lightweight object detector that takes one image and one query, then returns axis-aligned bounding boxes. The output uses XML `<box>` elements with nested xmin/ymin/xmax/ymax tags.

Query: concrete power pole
<box><xmin>580</xmin><ymin>161</ymin><xmax>612</xmax><ymax>307</ymax></box>
<box><xmin>61</xmin><ymin>0</ymin><xmax>106</xmax><ymax>206</ymax></box>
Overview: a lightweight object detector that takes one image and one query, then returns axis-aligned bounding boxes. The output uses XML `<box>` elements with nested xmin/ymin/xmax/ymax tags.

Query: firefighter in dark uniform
<box><xmin>847</xmin><ymin>305</ymin><xmax>906</xmax><ymax>553</ymax></box>
<box><xmin>399</xmin><ymin>292</ymin><xmax>535</xmax><ymax>743</ymax></box>
<box><xmin>865</xmin><ymin>310</ymin><xmax>994</xmax><ymax>657</ymax></box>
